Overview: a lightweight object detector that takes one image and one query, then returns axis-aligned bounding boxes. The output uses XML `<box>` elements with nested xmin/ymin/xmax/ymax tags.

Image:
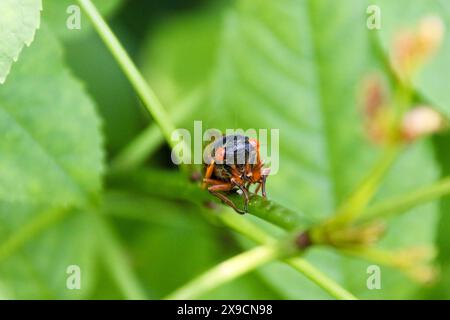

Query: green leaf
<box><xmin>63</xmin><ymin>30</ymin><xmax>146</xmax><ymax>155</ymax></box>
<box><xmin>216</xmin><ymin>0</ymin><xmax>438</xmax><ymax>299</ymax></box>
<box><xmin>0</xmin><ymin>25</ymin><xmax>103</xmax><ymax>206</ymax></box>
<box><xmin>142</xmin><ymin>0</ymin><xmax>440</xmax><ymax>298</ymax></box>
<box><xmin>0</xmin><ymin>0</ymin><xmax>42</xmax><ymax>84</ymax></box>
<box><xmin>0</xmin><ymin>207</ymin><xmax>97</xmax><ymax>299</ymax></box>
<box><xmin>0</xmin><ymin>25</ymin><xmax>104</xmax><ymax>298</ymax></box>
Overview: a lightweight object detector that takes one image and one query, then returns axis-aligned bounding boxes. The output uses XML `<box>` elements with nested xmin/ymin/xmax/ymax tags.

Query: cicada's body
<box><xmin>203</xmin><ymin>134</ymin><xmax>270</xmax><ymax>214</ymax></box>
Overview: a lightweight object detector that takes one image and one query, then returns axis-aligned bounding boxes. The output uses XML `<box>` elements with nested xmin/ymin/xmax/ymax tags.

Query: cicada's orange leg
<box><xmin>254</xmin><ymin>182</ymin><xmax>262</xmax><ymax>195</ymax></box>
<box><xmin>203</xmin><ymin>178</ymin><xmax>224</xmax><ymax>185</ymax></box>
<box><xmin>207</xmin><ymin>183</ymin><xmax>246</xmax><ymax>214</ymax></box>
<box><xmin>233</xmin><ymin>180</ymin><xmax>249</xmax><ymax>213</ymax></box>
<box><xmin>202</xmin><ymin>160</ymin><xmax>215</xmax><ymax>189</ymax></box>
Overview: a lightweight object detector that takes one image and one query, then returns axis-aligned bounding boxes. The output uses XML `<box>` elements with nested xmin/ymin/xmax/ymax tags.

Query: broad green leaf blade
<box><xmin>63</xmin><ymin>31</ymin><xmax>146</xmax><ymax>155</ymax></box>
<box><xmin>141</xmin><ymin>0</ymin><xmax>440</xmax><ymax>298</ymax></box>
<box><xmin>217</xmin><ymin>0</ymin><xmax>439</xmax><ymax>299</ymax></box>
<box><xmin>0</xmin><ymin>25</ymin><xmax>104</xmax><ymax>206</ymax></box>
<box><xmin>0</xmin><ymin>207</ymin><xmax>97</xmax><ymax>299</ymax></box>
<box><xmin>216</xmin><ymin>0</ymin><xmax>438</xmax><ymax>299</ymax></box>
<box><xmin>211</xmin><ymin>0</ymin><xmax>374</xmax><ymax>220</ymax></box>
<box><xmin>0</xmin><ymin>0</ymin><xmax>42</xmax><ymax>84</ymax></box>
<box><xmin>0</xmin><ymin>26</ymin><xmax>104</xmax><ymax>298</ymax></box>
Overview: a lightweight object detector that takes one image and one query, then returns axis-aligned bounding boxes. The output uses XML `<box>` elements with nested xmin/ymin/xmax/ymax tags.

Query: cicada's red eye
<box><xmin>214</xmin><ymin>147</ymin><xmax>225</xmax><ymax>163</ymax></box>
<box><xmin>249</xmin><ymin>138</ymin><xmax>258</xmax><ymax>149</ymax></box>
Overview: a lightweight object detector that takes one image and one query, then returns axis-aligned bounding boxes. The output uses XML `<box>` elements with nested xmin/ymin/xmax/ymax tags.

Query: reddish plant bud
<box><xmin>361</xmin><ymin>74</ymin><xmax>387</xmax><ymax>118</ymax></box>
<box><xmin>406</xmin><ymin>265</ymin><xmax>438</xmax><ymax>285</ymax></box>
<box><xmin>391</xmin><ymin>15</ymin><xmax>445</xmax><ymax>81</ymax></box>
<box><xmin>401</xmin><ymin>106</ymin><xmax>446</xmax><ymax>142</ymax></box>
<box><xmin>360</xmin><ymin>74</ymin><xmax>392</xmax><ymax>144</ymax></box>
<box><xmin>417</xmin><ymin>15</ymin><xmax>445</xmax><ymax>58</ymax></box>
<box><xmin>396</xmin><ymin>246</ymin><xmax>437</xmax><ymax>284</ymax></box>
<box><xmin>391</xmin><ymin>31</ymin><xmax>416</xmax><ymax>79</ymax></box>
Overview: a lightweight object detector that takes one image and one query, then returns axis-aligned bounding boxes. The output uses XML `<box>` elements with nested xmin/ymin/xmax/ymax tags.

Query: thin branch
<box><xmin>0</xmin><ymin>200</ymin><xmax>146</xmax><ymax>300</ymax></box>
<box><xmin>91</xmin><ymin>212</ymin><xmax>147</xmax><ymax>300</ymax></box>
<box><xmin>219</xmin><ymin>211</ymin><xmax>357</xmax><ymax>300</ymax></box>
<box><xmin>165</xmin><ymin>244</ymin><xmax>283</xmax><ymax>300</ymax></box>
<box><xmin>107</xmin><ymin>169</ymin><xmax>315</xmax><ymax>231</ymax></box>
<box><xmin>338</xmin><ymin>246</ymin><xmax>436</xmax><ymax>284</ymax></box>
<box><xmin>219</xmin><ymin>210</ymin><xmax>357</xmax><ymax>300</ymax></box>
<box><xmin>77</xmin><ymin>0</ymin><xmax>176</xmax><ymax>149</ymax></box>
<box><xmin>109</xmin><ymin>167</ymin><xmax>450</xmax><ymax>298</ymax></box>
<box><xmin>110</xmin><ymin>88</ymin><xmax>205</xmax><ymax>173</ymax></box>
<box><xmin>108</xmin><ymin>167</ymin><xmax>450</xmax><ymax>296</ymax></box>
<box><xmin>330</xmin><ymin>144</ymin><xmax>401</xmax><ymax>227</ymax></box>
<box><xmin>165</xmin><ymin>213</ymin><xmax>357</xmax><ymax>300</ymax></box>
<box><xmin>0</xmin><ymin>206</ymin><xmax>72</xmax><ymax>262</ymax></box>
<box><xmin>362</xmin><ymin>175</ymin><xmax>450</xmax><ymax>221</ymax></box>
<box><xmin>104</xmin><ymin>189</ymin><xmax>357</xmax><ymax>300</ymax></box>
<box><xmin>284</xmin><ymin>258</ymin><xmax>357</xmax><ymax>300</ymax></box>
<box><xmin>328</xmin><ymin>77</ymin><xmax>414</xmax><ymax>228</ymax></box>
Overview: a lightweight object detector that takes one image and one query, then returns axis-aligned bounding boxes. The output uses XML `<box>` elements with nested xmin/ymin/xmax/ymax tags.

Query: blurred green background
<box><xmin>0</xmin><ymin>0</ymin><xmax>450</xmax><ymax>299</ymax></box>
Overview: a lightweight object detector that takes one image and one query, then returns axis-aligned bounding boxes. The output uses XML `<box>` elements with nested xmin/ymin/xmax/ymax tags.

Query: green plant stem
<box><xmin>104</xmin><ymin>189</ymin><xmax>357</xmax><ymax>300</ymax></box>
<box><xmin>339</xmin><ymin>247</ymin><xmax>404</xmax><ymax>268</ymax></box>
<box><xmin>110</xmin><ymin>88</ymin><xmax>204</xmax><ymax>173</ymax></box>
<box><xmin>218</xmin><ymin>211</ymin><xmax>357</xmax><ymax>300</ymax></box>
<box><xmin>285</xmin><ymin>258</ymin><xmax>357</xmax><ymax>300</ymax></box>
<box><xmin>165</xmin><ymin>244</ymin><xmax>283</xmax><ymax>300</ymax></box>
<box><xmin>338</xmin><ymin>246</ymin><xmax>435</xmax><ymax>275</ymax></box>
<box><xmin>362</xmin><ymin>175</ymin><xmax>450</xmax><ymax>221</ymax></box>
<box><xmin>217</xmin><ymin>209</ymin><xmax>276</xmax><ymax>243</ymax></box>
<box><xmin>91</xmin><ymin>213</ymin><xmax>147</xmax><ymax>300</ymax></box>
<box><xmin>168</xmin><ymin>213</ymin><xmax>357</xmax><ymax>300</ymax></box>
<box><xmin>0</xmin><ymin>203</ymin><xmax>145</xmax><ymax>300</ymax></box>
<box><xmin>330</xmin><ymin>144</ymin><xmax>401</xmax><ymax>227</ymax></box>
<box><xmin>110</xmin><ymin>168</ymin><xmax>450</xmax><ymax>235</ymax></box>
<box><xmin>77</xmin><ymin>0</ymin><xmax>175</xmax><ymax>149</ymax></box>
<box><xmin>0</xmin><ymin>206</ymin><xmax>72</xmax><ymax>262</ymax></box>
<box><xmin>107</xmin><ymin>169</ymin><xmax>315</xmax><ymax>231</ymax></box>
<box><xmin>327</xmin><ymin>76</ymin><xmax>414</xmax><ymax>229</ymax></box>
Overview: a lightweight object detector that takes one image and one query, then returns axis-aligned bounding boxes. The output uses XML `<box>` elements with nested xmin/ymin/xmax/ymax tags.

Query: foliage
<box><xmin>0</xmin><ymin>0</ymin><xmax>450</xmax><ymax>300</ymax></box>
<box><xmin>0</xmin><ymin>0</ymin><xmax>42</xmax><ymax>83</ymax></box>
